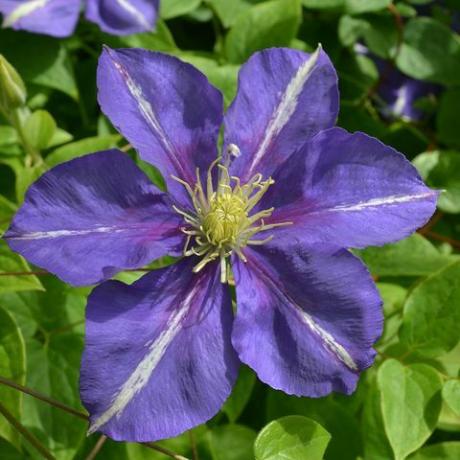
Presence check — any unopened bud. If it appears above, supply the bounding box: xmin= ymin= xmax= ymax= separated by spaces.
xmin=0 ymin=54 xmax=26 ymax=111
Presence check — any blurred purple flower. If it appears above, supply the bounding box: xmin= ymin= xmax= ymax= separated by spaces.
xmin=3 ymin=46 xmax=437 ymax=441
xmin=355 ymin=43 xmax=441 ymax=122
xmin=0 ymin=0 xmax=158 ymax=37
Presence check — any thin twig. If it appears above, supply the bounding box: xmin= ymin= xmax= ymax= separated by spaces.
xmin=0 ymin=376 xmax=190 ymax=460
xmin=0 ymin=401 xmax=55 ymax=460
xmin=85 ymin=435 xmax=107 ymax=460
xmin=418 ymin=211 xmax=444 ymax=235
xmin=144 ymin=442 xmax=190 ymax=460
xmin=423 ymin=230 xmax=460 ymax=250
xmin=189 ymin=430 xmax=199 ymax=460
xmin=0 ymin=375 xmax=88 ymax=421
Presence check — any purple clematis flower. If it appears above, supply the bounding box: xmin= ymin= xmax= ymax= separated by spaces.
xmin=0 ymin=0 xmax=158 ymax=37
xmin=3 ymin=46 xmax=437 ymax=442
xmin=354 ymin=43 xmax=441 ymax=122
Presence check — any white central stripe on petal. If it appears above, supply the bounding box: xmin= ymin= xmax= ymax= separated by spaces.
xmin=88 ymin=284 xmax=198 ymax=434
xmin=253 ymin=259 xmax=359 ymax=372
xmin=108 ymin=55 xmax=184 ymax=176
xmin=115 ymin=0 xmax=151 ymax=29
xmin=295 ymin=307 xmax=358 ymax=371
xmin=6 ymin=226 xmax=129 ymax=240
xmin=324 ymin=192 xmax=435 ymax=213
xmin=247 ymin=45 xmax=322 ymax=174
xmin=3 ymin=0 xmax=49 ymax=27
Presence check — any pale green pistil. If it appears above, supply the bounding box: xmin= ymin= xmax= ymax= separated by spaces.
xmin=172 ymin=154 xmax=291 ymax=283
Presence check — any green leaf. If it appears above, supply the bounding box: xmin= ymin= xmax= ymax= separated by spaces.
xmin=0 ymin=439 xmax=24 ymax=459
xmin=46 ymin=135 xmax=121 ymax=167
xmin=266 ymin=391 xmax=361 ymax=460
xmin=442 ymin=380 xmax=460 ymax=416
xmin=208 ymin=424 xmax=257 ymax=460
xmin=378 ymin=360 xmax=443 ymax=460
xmin=254 ymin=416 xmax=331 ymax=460
xmin=396 ymin=18 xmax=460 ymax=86
xmin=0 ymin=194 xmax=16 ymax=232
xmin=413 ymin=151 xmax=460 ymax=214
xmin=208 ymin=0 xmax=252 ymax=28
xmin=225 ymin=0 xmax=302 ymax=63
xmin=105 ymin=20 xmax=177 ymax=52
xmin=409 ymin=442 xmax=460 ymax=459
xmin=23 ymin=110 xmax=57 ymax=150
xmin=357 ymin=234 xmax=457 ymax=277
xmin=222 ymin=366 xmax=256 ymax=422
xmin=0 ymin=305 xmax=26 ymax=449
xmin=345 ymin=0 xmax=391 ymax=14
xmin=177 ymin=54 xmax=239 ymax=106
xmin=377 ymin=282 xmax=407 ymax=347
xmin=399 ymin=260 xmax=460 ymax=357
xmin=160 ymin=0 xmax=202 ymax=19
xmin=0 ymin=30 xmax=78 ymax=100
xmin=22 ymin=333 xmax=87 ymax=460
xmin=302 ymin=0 xmax=344 ymax=9
xmin=362 ymin=378 xmax=394 ymax=460
xmin=0 ymin=240 xmax=44 ymax=293
xmin=0 ymin=126 xmax=17 ymax=147
xmin=338 ymin=14 xmax=397 ymax=58
xmin=437 ymin=89 xmax=460 ymax=149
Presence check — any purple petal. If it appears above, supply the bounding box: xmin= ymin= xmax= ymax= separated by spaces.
xmin=232 ymin=243 xmax=382 ymax=397
xmin=80 ymin=258 xmax=239 ymax=441
xmin=86 ymin=0 xmax=158 ymax=36
xmin=263 ymin=127 xmax=438 ymax=249
xmin=378 ymin=74 xmax=441 ymax=122
xmin=224 ymin=46 xmax=338 ymax=182
xmin=3 ymin=150 xmax=182 ymax=286
xmin=0 ymin=0 xmax=80 ymax=37
xmin=97 ymin=47 xmax=223 ymax=206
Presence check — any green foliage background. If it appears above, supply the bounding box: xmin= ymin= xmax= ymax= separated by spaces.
xmin=1 ymin=0 xmax=460 ymax=459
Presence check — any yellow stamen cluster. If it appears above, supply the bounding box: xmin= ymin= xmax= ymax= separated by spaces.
xmin=172 ymin=153 xmax=291 ymax=283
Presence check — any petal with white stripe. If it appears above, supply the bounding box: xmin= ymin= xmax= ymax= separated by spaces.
xmin=262 ymin=127 xmax=438 ymax=248
xmin=225 ymin=46 xmax=338 ymax=182
xmin=3 ymin=150 xmax=182 ymax=286
xmin=86 ymin=0 xmax=158 ymax=35
xmin=80 ymin=258 xmax=239 ymax=441
xmin=97 ymin=47 xmax=223 ymax=206
xmin=232 ymin=243 xmax=382 ymax=397
xmin=0 ymin=0 xmax=80 ymax=37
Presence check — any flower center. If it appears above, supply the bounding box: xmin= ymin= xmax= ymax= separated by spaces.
xmin=172 ymin=146 xmax=291 ymax=283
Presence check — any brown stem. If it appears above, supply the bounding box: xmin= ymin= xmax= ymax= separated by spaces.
xmin=189 ymin=430 xmax=199 ymax=460
xmin=85 ymin=435 xmax=107 ymax=460
xmin=0 ymin=401 xmax=55 ymax=460
xmin=0 ymin=375 xmax=89 ymax=421
xmin=423 ymin=230 xmax=460 ymax=250
xmin=144 ymin=442 xmax=190 ymax=460
xmin=0 ymin=376 xmax=190 ymax=460
xmin=418 ymin=211 xmax=444 ymax=235
xmin=387 ymin=2 xmax=404 ymax=58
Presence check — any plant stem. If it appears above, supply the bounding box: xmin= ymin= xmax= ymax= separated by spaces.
xmin=0 ymin=375 xmax=89 ymax=421
xmin=0 ymin=375 xmax=190 ymax=460
xmin=144 ymin=442 xmax=190 ymax=460
xmin=85 ymin=435 xmax=107 ymax=460
xmin=0 ymin=401 xmax=55 ymax=460
xmin=189 ymin=430 xmax=199 ymax=460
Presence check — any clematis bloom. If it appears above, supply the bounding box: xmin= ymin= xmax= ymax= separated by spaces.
xmin=3 ymin=46 xmax=437 ymax=441
xmin=0 ymin=0 xmax=158 ymax=37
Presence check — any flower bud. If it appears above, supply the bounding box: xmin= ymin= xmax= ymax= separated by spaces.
xmin=0 ymin=54 xmax=27 ymax=111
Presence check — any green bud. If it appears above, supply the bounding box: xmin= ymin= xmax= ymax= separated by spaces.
xmin=0 ymin=54 xmax=27 ymax=111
